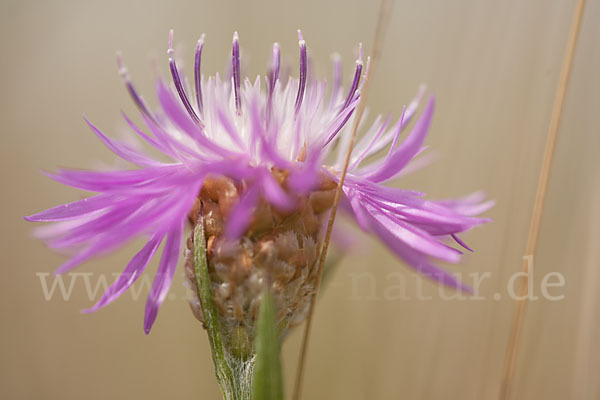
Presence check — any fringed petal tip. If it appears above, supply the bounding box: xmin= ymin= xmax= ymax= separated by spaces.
xmin=451 ymin=233 xmax=474 ymax=252
xmin=80 ymin=306 xmax=97 ymax=315
xmin=480 ymin=199 xmax=496 ymax=214
xmin=144 ymin=294 xmax=165 ymax=334
xmin=23 ymin=215 xmax=37 ymax=222
xmin=415 ymin=265 xmax=473 ymax=294
xmin=144 ymin=306 xmax=157 ymax=335
xmin=455 ymin=280 xmax=473 ymax=294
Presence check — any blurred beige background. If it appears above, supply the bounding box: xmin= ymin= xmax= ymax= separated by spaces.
xmin=1 ymin=0 xmax=598 ymax=399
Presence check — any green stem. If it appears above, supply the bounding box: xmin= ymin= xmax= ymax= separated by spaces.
xmin=193 ymin=217 xmax=255 ymax=399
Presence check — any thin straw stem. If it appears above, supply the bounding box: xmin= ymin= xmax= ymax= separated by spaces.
xmin=498 ymin=0 xmax=586 ymax=399
xmin=291 ymin=1 xmax=393 ymax=399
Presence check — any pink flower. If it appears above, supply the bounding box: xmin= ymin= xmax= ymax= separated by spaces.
xmin=26 ymin=30 xmax=493 ymax=333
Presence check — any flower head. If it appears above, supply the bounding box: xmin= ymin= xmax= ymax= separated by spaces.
xmin=26 ymin=30 xmax=492 ymax=334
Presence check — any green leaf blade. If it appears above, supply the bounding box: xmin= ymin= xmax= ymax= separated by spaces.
xmin=253 ymin=290 xmax=284 ymax=400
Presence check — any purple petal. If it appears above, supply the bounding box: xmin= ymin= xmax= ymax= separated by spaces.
xmin=339 ymin=51 xmax=363 ymax=112
xmin=361 ymin=95 xmax=435 ymax=183
xmin=156 ymin=79 xmax=232 ymax=157
xmin=365 ymin=209 xmax=471 ymax=292
xmin=266 ymin=42 xmax=280 ymax=122
xmin=350 ymin=85 xmax=425 ymax=167
xmin=51 ymin=187 xmax=198 ymax=268
xmin=144 ymin=221 xmax=184 ymax=334
xmin=451 ymin=233 xmax=474 ymax=252
xmin=44 ymin=166 xmax=180 ymax=193
xmin=136 ymin=111 xmax=203 ymax=160
xmin=120 ymin=111 xmax=175 ymax=158
xmin=369 ymin=196 xmax=486 ymax=234
xmin=342 ymin=174 xmax=425 ymax=198
xmin=349 ymin=115 xmax=391 ymax=170
xmin=49 ymin=203 xmax=139 ymax=249
xmin=194 ymin=34 xmax=206 ymax=115
xmin=116 ymin=53 xmax=158 ymax=125
xmin=294 ymin=30 xmax=307 ymax=114
xmin=84 ymin=116 xmax=162 ymax=167
xmin=216 ymin=107 xmax=245 ymax=148
xmin=322 ymin=93 xmax=360 ymax=147
xmin=52 ymin=203 xmax=161 ymax=274
xmin=24 ymin=194 xmax=114 ymax=222
xmin=287 ymin=158 xmax=320 ymax=193
xmin=249 ymin=100 xmax=291 ymax=168
xmin=225 ymin=183 xmax=260 ymax=239
xmin=83 ymin=233 xmax=164 ymax=313
xmin=168 ymin=30 xmax=202 ymax=125
xmin=438 ymin=192 xmax=496 ymax=217
xmin=344 ymin=188 xmax=370 ymax=230
xmin=342 ymin=176 xmax=489 ymax=236
xmin=232 ymin=32 xmax=242 ymax=114
xmin=364 ymin=201 xmax=461 ymax=263
xmin=260 ymin=169 xmax=294 ymax=211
